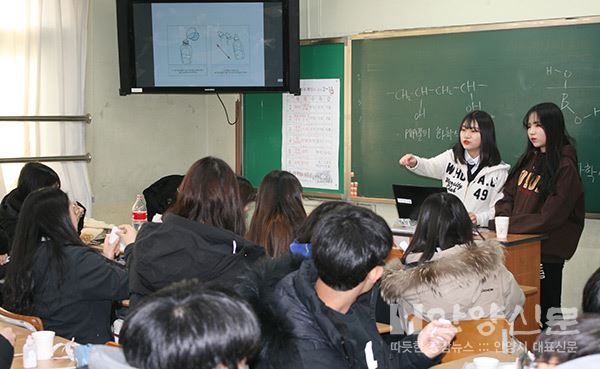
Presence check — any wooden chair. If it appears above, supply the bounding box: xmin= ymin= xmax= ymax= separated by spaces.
xmin=0 ymin=307 xmax=44 ymax=332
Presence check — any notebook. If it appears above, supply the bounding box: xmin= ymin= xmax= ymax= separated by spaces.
xmin=391 ymin=184 xmax=447 ymax=233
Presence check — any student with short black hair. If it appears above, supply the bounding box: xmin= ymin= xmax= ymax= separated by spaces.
xmin=399 ymin=110 xmax=509 ymax=226
xmin=89 ymin=280 xmax=261 ymax=369
xmin=236 ymin=204 xmax=456 ymax=369
xmin=381 ymin=193 xmax=524 ymax=333
xmin=289 ymin=200 xmax=353 ymax=258
xmin=531 ymin=314 xmax=600 ymax=368
xmin=582 ymin=266 xmax=600 ymax=314
xmin=0 ymin=162 xmax=61 ymax=253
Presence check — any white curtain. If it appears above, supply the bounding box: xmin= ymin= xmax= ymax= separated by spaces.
xmin=0 ymin=0 xmax=92 ymax=212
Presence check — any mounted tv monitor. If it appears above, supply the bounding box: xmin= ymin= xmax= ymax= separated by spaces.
xmin=116 ymin=0 xmax=299 ymax=95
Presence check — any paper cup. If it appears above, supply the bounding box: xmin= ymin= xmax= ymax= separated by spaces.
xmin=473 ymin=357 xmax=500 ymax=369
xmin=495 ymin=216 xmax=510 ymax=239
xmin=113 ymin=318 xmax=123 ymax=343
xmin=32 ymin=330 xmax=56 ymax=360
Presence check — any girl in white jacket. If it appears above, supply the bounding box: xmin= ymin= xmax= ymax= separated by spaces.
xmin=399 ymin=110 xmax=509 ymax=226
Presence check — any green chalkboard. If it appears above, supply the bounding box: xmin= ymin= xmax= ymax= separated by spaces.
xmin=243 ymin=41 xmax=345 ymax=193
xmin=351 ymin=21 xmax=600 ymax=212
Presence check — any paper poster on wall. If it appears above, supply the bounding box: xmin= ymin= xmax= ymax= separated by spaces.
xmin=282 ymin=79 xmax=340 ymax=190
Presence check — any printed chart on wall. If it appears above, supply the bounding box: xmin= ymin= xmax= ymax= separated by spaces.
xmin=282 ymin=79 xmax=340 ymax=190
xmin=150 ymin=2 xmax=264 ymax=86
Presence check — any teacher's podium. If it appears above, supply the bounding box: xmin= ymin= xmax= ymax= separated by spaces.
xmin=387 ymin=229 xmax=544 ymax=349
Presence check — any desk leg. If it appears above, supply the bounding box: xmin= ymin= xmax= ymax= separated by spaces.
xmin=504 ymin=241 xmax=541 ymax=350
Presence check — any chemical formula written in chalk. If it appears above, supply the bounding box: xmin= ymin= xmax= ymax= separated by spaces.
xmin=386 ymin=80 xmax=488 ymax=121
xmin=545 ymin=66 xmax=600 ymax=125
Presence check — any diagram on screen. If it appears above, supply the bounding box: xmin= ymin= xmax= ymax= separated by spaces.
xmin=216 ymin=31 xmax=245 ymax=60
xmin=167 ymin=25 xmax=208 ymax=67
xmin=210 ymin=26 xmax=250 ymax=65
xmin=179 ymin=27 xmax=201 ymax=64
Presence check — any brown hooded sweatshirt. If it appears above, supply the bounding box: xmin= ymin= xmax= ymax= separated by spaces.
xmin=494 ymin=145 xmax=584 ymax=263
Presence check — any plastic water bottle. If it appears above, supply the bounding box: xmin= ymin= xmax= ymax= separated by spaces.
xmin=132 ymin=194 xmax=147 ymax=231
xmin=23 ymin=335 xmax=37 ymax=368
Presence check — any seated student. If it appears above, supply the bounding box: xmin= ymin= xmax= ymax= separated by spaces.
xmin=235 ymin=204 xmax=456 ymax=369
xmin=122 ymin=157 xmax=265 ymax=308
xmin=0 ymin=328 xmax=15 ymax=369
xmin=582 ymin=266 xmax=600 ymax=314
xmin=381 ymin=192 xmax=524 ymax=332
xmin=237 ymin=175 xmax=257 ymax=229
xmin=237 ymin=175 xmax=257 ymax=210
xmin=246 ymin=170 xmax=306 ymax=257
xmin=530 ymin=314 xmax=600 ymax=369
xmin=88 ymin=280 xmax=260 ymax=369
xmin=0 ymin=162 xmax=61 ymax=254
xmin=289 ymin=201 xmax=353 ymax=258
xmin=2 ymin=188 xmax=127 ymax=344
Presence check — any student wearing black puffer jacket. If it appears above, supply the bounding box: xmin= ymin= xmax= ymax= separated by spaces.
xmin=117 ymin=157 xmax=265 ymax=309
xmin=233 ymin=205 xmax=456 ymax=369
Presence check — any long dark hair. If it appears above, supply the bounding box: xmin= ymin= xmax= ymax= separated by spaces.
xmin=509 ymin=102 xmax=575 ymax=196
xmin=452 ymin=110 xmax=501 ymax=167
xmin=246 ymin=170 xmax=306 ymax=257
xmin=169 ymin=157 xmax=246 ymax=235
xmin=402 ymin=193 xmax=475 ymax=265
xmin=3 ymin=188 xmax=84 ymax=314
xmin=14 ymin=162 xmax=60 ymax=202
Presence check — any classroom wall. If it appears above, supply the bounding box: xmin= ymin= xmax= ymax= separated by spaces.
xmin=300 ymin=0 xmax=600 ymax=38
xmin=84 ymin=1 xmax=238 ymax=224
xmin=84 ymin=0 xmax=599 ymax=309
xmin=300 ymin=0 xmax=600 ymax=312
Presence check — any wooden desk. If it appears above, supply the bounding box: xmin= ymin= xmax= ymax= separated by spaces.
xmin=389 ymin=229 xmax=544 ymax=349
xmin=376 ymin=322 xmax=392 ymax=334
xmin=431 ymin=352 xmax=517 ymax=368
xmin=0 ymin=322 xmax=76 ymax=369
xmin=479 ymin=230 xmax=544 ymax=350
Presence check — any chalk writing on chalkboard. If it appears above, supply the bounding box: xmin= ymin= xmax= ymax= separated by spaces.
xmin=386 ymin=80 xmax=489 ymax=120
xmin=580 ymin=162 xmax=600 ymax=184
xmin=403 ymin=126 xmax=459 ymax=142
xmin=545 ymin=66 xmax=600 ymax=125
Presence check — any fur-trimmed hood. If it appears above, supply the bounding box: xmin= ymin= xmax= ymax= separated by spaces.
xmin=380 ymin=240 xmax=505 ymax=304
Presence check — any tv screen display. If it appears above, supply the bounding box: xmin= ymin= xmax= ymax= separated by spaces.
xmin=117 ymin=0 xmax=299 ymax=95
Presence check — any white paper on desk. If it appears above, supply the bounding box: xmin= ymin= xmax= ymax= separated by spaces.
xmin=393 ymin=235 xmax=409 ymax=251
xmin=281 ymin=78 xmax=340 ymax=190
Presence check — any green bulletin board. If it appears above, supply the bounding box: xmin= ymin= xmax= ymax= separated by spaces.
xmin=243 ymin=40 xmax=346 ymax=194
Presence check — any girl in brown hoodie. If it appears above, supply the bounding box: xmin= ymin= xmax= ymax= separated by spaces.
xmin=494 ymin=102 xmax=584 ymax=326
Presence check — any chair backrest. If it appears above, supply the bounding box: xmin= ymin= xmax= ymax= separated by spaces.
xmin=0 ymin=307 xmax=44 ymax=332
xmin=407 ymin=316 xmax=512 ymax=363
